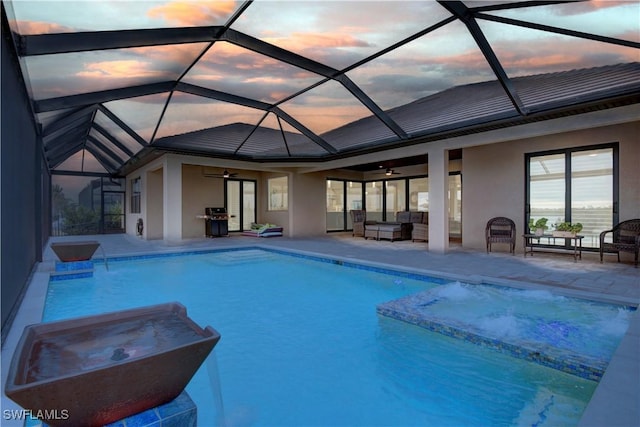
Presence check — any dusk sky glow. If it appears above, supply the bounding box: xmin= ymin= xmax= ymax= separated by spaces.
xmin=5 ymin=0 xmax=640 ymax=178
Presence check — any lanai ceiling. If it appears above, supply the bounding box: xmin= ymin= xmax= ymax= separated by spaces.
xmin=3 ymin=0 xmax=639 ymax=176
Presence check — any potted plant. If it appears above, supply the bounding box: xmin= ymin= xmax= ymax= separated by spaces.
xmin=528 ymin=217 xmax=549 ymax=236
xmin=552 ymin=222 xmax=583 ymax=238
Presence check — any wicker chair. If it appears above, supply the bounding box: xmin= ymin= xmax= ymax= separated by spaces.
xmin=485 ymin=217 xmax=516 ymax=254
xmin=411 ymin=213 xmax=429 ymax=242
xmin=350 ymin=209 xmax=367 ymax=237
xmin=599 ymin=219 xmax=640 ymax=267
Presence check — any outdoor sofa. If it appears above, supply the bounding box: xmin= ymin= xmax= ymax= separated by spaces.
xmin=365 ymin=211 xmax=427 ymax=242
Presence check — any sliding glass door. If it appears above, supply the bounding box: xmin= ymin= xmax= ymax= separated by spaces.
xmin=385 ymin=179 xmax=406 ymax=221
xmin=449 ymin=173 xmax=462 ymax=238
xmin=527 ymin=145 xmax=617 ymax=248
xmin=346 ymin=181 xmax=363 ymax=229
xmin=226 ymin=179 xmax=256 ymax=232
xmin=365 ymin=181 xmax=383 ymax=222
xmin=326 ymin=180 xmax=344 ymax=231
xmin=326 ymin=180 xmax=368 ymax=231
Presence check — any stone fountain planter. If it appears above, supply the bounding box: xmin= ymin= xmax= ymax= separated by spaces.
xmin=50 ymin=241 xmax=101 ymax=262
xmin=4 ymin=302 xmax=220 ymax=426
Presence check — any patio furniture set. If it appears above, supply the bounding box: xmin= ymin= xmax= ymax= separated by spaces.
xmin=350 ymin=210 xmax=428 ymax=242
xmin=486 ymin=216 xmax=640 ymax=267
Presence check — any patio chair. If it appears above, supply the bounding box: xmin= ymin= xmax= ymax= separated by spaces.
xmin=599 ymin=219 xmax=640 ymax=267
xmin=350 ymin=209 xmax=367 ymax=237
xmin=412 ymin=213 xmax=428 ymax=242
xmin=485 ymin=217 xmax=516 ymax=254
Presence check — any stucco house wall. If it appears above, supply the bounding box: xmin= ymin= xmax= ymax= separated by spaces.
xmin=289 ymin=171 xmax=328 ymax=237
xmin=462 ymin=121 xmax=639 ymax=252
xmin=182 ymin=164 xmax=224 ymax=239
xmin=146 ymin=168 xmax=163 ymax=240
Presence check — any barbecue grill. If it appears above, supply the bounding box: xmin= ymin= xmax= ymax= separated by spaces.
xmin=204 ymin=207 xmax=229 ymax=237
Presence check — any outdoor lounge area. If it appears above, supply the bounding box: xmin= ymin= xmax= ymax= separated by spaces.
xmin=2 ymin=1 xmax=639 ymax=426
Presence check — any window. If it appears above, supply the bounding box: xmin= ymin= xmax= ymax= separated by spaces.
xmin=326 ymin=180 xmax=344 ymax=231
xmin=268 ymin=176 xmax=288 ymax=211
xmin=365 ymin=181 xmax=383 ymax=222
xmin=409 ymin=177 xmax=428 ymax=211
xmin=346 ymin=181 xmax=362 ymax=228
xmin=448 ymin=173 xmax=462 ymax=238
xmin=526 ymin=144 xmax=617 ymax=248
xmin=385 ymin=179 xmax=406 ymax=220
xmin=130 ymin=177 xmax=141 ymax=214
xmin=325 ymin=180 xmax=364 ymax=231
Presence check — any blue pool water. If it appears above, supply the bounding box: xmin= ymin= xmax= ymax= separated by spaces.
xmin=42 ymin=249 xmax=627 ymax=426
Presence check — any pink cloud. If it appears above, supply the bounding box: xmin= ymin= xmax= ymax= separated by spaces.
xmin=76 ymin=60 xmax=166 ymax=79
xmin=266 ymin=32 xmax=371 ymax=53
xmin=11 ymin=20 xmax=73 ymax=35
xmin=147 ymin=1 xmax=236 ymax=26
xmin=552 ymin=0 xmax=633 ymax=16
xmin=130 ymin=43 xmax=210 ymax=66
xmin=490 ymin=36 xmax=639 ymax=75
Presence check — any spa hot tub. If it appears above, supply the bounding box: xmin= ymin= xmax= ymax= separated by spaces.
xmin=5 ymin=302 xmax=221 ymax=426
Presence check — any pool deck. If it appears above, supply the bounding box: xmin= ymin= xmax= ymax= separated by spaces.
xmin=2 ymin=233 xmax=638 ymax=426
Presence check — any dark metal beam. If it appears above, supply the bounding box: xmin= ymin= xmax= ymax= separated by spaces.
xmin=233 ymin=111 xmax=269 ymax=155
xmin=35 ymin=81 xmax=175 ymax=113
xmin=18 ymin=26 xmax=225 ymax=56
xmin=42 ymin=104 xmax=98 ymax=137
xmin=173 ymin=82 xmax=336 ymax=154
xmin=277 ymin=116 xmax=292 ymax=157
xmin=225 ymin=1 xmax=253 ymax=28
xmin=270 ymin=106 xmax=337 ymax=154
xmin=439 ymin=0 xmax=528 ymax=115
xmin=97 ymin=105 xmax=149 ymax=148
xmin=470 ymin=1 xmax=581 ymax=13
xmin=342 ymin=16 xmax=457 ymax=75
xmin=51 ymin=170 xmax=114 ymax=178
xmin=92 ymin=123 xmax=135 ymax=157
xmin=175 ymin=82 xmax=272 ymax=110
xmin=48 ymin=143 xmax=84 ymax=169
xmin=42 ymin=116 xmax=93 ymax=145
xmin=45 ymin=126 xmax=92 ymax=157
xmin=477 ymin=12 xmax=640 ymax=49
xmin=335 ymin=75 xmax=408 ymax=139
xmin=87 ymin=135 xmax=126 ymax=166
xmin=222 ymin=28 xmax=338 ymax=78
xmin=221 ymin=30 xmax=408 ymax=140
xmin=85 ymin=144 xmax=118 ymax=174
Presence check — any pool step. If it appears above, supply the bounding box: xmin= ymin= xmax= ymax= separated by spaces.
xmin=209 ymin=249 xmax=277 ymax=265
xmin=50 ymin=260 xmax=94 ymax=280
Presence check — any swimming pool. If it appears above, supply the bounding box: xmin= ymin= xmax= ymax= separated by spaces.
xmin=42 ymin=248 xmax=628 ymax=426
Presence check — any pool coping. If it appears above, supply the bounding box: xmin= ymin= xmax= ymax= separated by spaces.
xmin=2 ymin=243 xmax=638 ymax=427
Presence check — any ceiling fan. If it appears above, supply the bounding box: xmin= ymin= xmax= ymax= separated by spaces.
xmin=375 ymin=167 xmax=401 ymax=176
xmin=202 ymin=167 xmax=238 ymax=179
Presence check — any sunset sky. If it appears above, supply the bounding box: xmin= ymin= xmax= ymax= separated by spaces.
xmin=6 ymin=0 xmax=640 ymax=181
